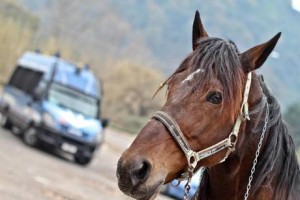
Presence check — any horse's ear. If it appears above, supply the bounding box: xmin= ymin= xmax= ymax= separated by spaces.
xmin=192 ymin=10 xmax=208 ymax=51
xmin=240 ymin=32 xmax=281 ymax=72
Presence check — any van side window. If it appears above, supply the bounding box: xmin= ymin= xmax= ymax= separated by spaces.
xmin=9 ymin=66 xmax=44 ymax=94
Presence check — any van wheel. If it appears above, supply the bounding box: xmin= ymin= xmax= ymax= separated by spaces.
xmin=23 ymin=127 xmax=39 ymax=147
xmin=0 ymin=112 xmax=11 ymax=129
xmin=74 ymin=154 xmax=92 ymax=166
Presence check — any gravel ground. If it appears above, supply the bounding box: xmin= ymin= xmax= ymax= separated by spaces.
xmin=0 ymin=128 xmax=173 ymax=200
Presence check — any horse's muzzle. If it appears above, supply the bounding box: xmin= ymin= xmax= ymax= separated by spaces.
xmin=116 ymin=156 xmax=152 ymax=196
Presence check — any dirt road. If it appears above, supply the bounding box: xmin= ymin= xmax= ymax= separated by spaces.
xmin=0 ymin=128 xmax=173 ymax=200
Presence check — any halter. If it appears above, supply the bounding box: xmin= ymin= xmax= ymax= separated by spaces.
xmin=153 ymin=73 xmax=252 ymax=173
xmin=152 ymin=72 xmax=253 ymax=198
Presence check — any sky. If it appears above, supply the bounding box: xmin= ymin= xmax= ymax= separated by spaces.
xmin=292 ymin=0 xmax=300 ymax=11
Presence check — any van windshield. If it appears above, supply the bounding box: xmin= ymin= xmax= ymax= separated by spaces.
xmin=48 ymin=83 xmax=99 ymax=119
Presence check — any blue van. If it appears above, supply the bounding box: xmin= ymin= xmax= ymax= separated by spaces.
xmin=0 ymin=51 xmax=108 ymax=165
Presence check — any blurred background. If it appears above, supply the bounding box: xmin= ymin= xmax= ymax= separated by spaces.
xmin=0 ymin=0 xmax=299 ymax=200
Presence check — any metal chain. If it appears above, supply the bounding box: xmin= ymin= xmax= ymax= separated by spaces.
xmin=183 ymin=166 xmax=206 ymax=200
xmin=183 ymin=166 xmax=194 ymax=200
xmin=184 ymin=181 xmax=191 ymax=200
xmin=244 ymin=103 xmax=269 ymax=200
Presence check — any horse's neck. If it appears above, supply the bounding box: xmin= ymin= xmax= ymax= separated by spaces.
xmin=204 ymin=137 xmax=269 ymax=200
xmin=196 ymin=142 xmax=273 ymax=200
xmin=203 ymin=147 xmax=273 ymax=200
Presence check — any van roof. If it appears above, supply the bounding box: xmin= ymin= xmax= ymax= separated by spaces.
xmin=17 ymin=51 xmax=101 ymax=99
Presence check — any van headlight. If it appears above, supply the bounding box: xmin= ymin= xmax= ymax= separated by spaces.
xmin=43 ymin=113 xmax=56 ymax=128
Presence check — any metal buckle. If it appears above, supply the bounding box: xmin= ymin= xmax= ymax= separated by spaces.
xmin=187 ymin=151 xmax=198 ymax=169
xmin=228 ymin=132 xmax=238 ymax=148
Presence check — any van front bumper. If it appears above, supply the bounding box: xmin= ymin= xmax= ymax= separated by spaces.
xmin=35 ymin=125 xmax=98 ymax=158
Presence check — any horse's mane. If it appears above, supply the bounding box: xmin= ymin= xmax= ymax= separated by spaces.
xmin=252 ymin=79 xmax=300 ymax=199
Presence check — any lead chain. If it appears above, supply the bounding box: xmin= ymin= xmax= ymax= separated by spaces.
xmin=244 ymin=103 xmax=269 ymax=200
xmin=184 ymin=181 xmax=191 ymax=200
xmin=183 ymin=166 xmax=194 ymax=200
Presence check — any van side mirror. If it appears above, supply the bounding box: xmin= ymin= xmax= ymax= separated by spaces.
xmin=101 ymin=118 xmax=109 ymax=128
xmin=32 ymin=81 xmax=46 ymax=101
xmin=32 ymin=88 xmax=44 ymax=101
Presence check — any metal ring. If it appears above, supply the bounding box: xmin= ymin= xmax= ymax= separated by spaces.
xmin=229 ymin=133 xmax=237 ymax=145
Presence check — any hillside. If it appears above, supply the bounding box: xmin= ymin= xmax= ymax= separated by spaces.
xmin=0 ymin=0 xmax=37 ymax=78
xmin=17 ymin=0 xmax=300 ymax=109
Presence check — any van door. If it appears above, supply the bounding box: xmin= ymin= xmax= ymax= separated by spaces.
xmin=4 ymin=66 xmax=44 ymax=129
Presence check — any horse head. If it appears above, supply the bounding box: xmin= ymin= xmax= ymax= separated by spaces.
xmin=117 ymin=11 xmax=281 ymax=200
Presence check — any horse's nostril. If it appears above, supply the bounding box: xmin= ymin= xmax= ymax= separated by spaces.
xmin=131 ymin=160 xmax=151 ymax=186
xmin=133 ymin=161 xmax=149 ymax=180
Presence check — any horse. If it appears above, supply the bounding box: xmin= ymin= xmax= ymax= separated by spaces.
xmin=116 ymin=11 xmax=300 ymax=200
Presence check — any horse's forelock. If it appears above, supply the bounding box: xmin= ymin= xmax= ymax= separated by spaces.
xmin=160 ymin=37 xmax=245 ymax=117
xmin=189 ymin=37 xmax=245 ymax=114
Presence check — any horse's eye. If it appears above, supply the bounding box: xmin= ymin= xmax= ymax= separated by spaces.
xmin=206 ymin=92 xmax=222 ymax=104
